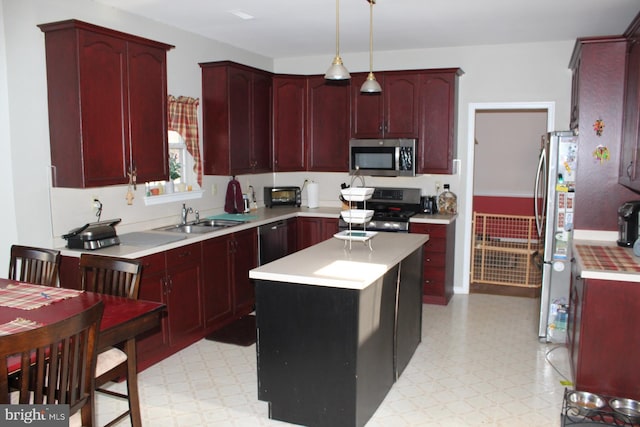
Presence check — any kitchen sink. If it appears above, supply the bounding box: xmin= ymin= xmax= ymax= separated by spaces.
xmin=154 ymin=219 xmax=244 ymax=234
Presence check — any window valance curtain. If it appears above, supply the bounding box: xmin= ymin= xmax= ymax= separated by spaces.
xmin=167 ymin=95 xmax=202 ymax=186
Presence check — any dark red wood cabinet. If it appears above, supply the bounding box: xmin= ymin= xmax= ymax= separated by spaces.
xmin=200 ymin=61 xmax=272 ymax=175
xmin=306 ymin=75 xmax=350 ymax=171
xmin=38 ymin=20 xmax=172 ymax=188
xmin=201 ymin=228 xmax=258 ymax=329
xmin=409 ymin=222 xmax=455 ymax=305
xmin=417 ymin=70 xmax=462 ymax=175
xmin=620 ymin=15 xmax=640 ymax=191
xmin=136 ymin=243 xmax=203 ymax=370
xmin=569 ymin=270 xmax=640 ymax=401
xmin=297 ymin=217 xmax=339 ymax=250
xmin=350 ymin=71 xmax=420 ymax=139
xmin=273 ymin=75 xmax=307 ymax=171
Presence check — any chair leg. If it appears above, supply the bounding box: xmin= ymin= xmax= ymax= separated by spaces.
xmin=124 ymin=338 xmax=142 ymax=427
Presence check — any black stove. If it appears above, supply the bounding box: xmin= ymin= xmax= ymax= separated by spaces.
xmin=339 ymin=187 xmax=421 ymax=232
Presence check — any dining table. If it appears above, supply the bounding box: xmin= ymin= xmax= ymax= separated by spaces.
xmin=0 ymin=278 xmax=165 ymax=427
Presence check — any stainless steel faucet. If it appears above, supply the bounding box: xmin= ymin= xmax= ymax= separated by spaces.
xmin=181 ymin=203 xmax=193 ymax=225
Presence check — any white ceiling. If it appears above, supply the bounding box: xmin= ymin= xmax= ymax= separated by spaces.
xmin=93 ymin=0 xmax=640 ymax=59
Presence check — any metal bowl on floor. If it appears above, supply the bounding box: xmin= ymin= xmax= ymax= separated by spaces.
xmin=610 ymin=398 xmax=640 ymax=423
xmin=566 ymin=391 xmax=606 ymax=416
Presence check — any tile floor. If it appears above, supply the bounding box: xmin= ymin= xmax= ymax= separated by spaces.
xmin=96 ymin=293 xmax=571 ymax=426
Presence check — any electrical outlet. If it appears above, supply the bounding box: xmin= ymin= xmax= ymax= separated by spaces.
xmin=435 ymin=181 xmax=442 ymax=195
xmin=212 ymin=183 xmax=217 ymax=196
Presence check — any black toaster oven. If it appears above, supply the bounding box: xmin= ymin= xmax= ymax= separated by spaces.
xmin=264 ymin=186 xmax=301 ymax=208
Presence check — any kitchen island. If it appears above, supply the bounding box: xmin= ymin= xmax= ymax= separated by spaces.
xmin=249 ymin=232 xmax=428 ymax=427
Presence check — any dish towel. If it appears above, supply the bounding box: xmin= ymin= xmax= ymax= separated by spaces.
xmin=224 ymin=178 xmax=244 ymax=214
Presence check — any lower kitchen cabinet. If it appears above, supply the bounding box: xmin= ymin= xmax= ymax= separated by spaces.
xmin=296 ymin=217 xmax=339 ymax=250
xmin=569 ymin=270 xmax=640 ymax=401
xmin=136 ymin=243 xmax=203 ymax=370
xmin=202 ymin=228 xmax=259 ymax=332
xmin=409 ymin=221 xmax=455 ymax=305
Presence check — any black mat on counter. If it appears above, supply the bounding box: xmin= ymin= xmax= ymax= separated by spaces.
xmin=205 ymin=315 xmax=256 ymax=346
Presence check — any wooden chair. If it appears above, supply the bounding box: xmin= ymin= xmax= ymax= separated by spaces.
xmin=0 ymin=301 xmax=104 ymax=427
xmin=8 ymin=245 xmax=61 ymax=287
xmin=79 ymin=253 xmax=143 ymax=427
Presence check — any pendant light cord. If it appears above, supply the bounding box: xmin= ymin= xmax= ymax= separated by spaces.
xmin=368 ymin=0 xmax=375 ymax=73
xmin=335 ymin=0 xmax=341 ymax=57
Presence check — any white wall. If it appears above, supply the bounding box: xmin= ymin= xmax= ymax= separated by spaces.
xmin=0 ymin=0 xmax=576 ymax=294
xmin=0 ymin=1 xmax=17 ymax=267
xmin=474 ymin=110 xmax=549 ymax=197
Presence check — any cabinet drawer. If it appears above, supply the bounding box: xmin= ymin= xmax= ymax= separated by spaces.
xmin=410 ymin=223 xmax=447 ymax=237
xmin=166 ymin=243 xmax=201 ymax=269
xmin=423 ymin=280 xmax=445 ymax=297
xmin=423 ymin=267 xmax=446 ymax=283
xmin=423 ymin=252 xmax=446 ymax=267
xmin=424 ymin=237 xmax=446 ymax=253
xmin=139 ymin=252 xmax=165 ymax=276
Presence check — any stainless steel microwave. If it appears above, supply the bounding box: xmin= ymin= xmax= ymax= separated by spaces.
xmin=349 ymin=138 xmax=416 ymax=177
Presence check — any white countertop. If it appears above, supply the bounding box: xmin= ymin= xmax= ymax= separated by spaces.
xmin=249 ymin=232 xmax=428 ymax=290
xmin=58 ymin=207 xmax=453 ymax=259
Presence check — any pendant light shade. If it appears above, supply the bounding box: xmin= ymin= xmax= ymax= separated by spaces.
xmin=325 ymin=0 xmax=350 ymax=80
xmin=361 ymin=0 xmax=381 ymax=93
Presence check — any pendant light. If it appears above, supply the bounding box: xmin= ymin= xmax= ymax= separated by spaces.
xmin=361 ymin=0 xmax=382 ymax=93
xmin=325 ymin=0 xmax=351 ymax=80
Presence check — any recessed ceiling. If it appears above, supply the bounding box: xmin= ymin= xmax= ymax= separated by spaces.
xmin=93 ymin=0 xmax=639 ymax=58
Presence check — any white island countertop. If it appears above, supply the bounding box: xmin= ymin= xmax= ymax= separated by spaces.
xmin=249 ymin=232 xmax=428 ymax=290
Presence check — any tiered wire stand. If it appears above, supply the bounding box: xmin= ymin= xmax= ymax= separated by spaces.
xmin=562 ymin=389 xmax=640 ymax=427
xmin=334 ymin=187 xmax=376 ymax=251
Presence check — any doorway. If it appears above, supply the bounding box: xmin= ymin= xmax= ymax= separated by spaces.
xmin=461 ymin=102 xmax=555 ymax=296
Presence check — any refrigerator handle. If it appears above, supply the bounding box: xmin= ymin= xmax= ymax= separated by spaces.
xmin=534 ymin=148 xmax=546 ymax=237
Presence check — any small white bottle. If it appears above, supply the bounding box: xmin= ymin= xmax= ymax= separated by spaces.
xmin=437 ymin=184 xmax=457 ymax=214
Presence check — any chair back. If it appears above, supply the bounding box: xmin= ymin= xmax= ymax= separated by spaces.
xmin=79 ymin=254 xmax=142 ymax=300
xmin=8 ymin=245 xmax=61 ymax=287
xmin=0 ymin=301 xmax=104 ymax=426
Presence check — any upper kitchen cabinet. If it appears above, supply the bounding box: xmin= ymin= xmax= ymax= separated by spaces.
xmin=620 ymin=14 xmax=640 ymax=191
xmin=273 ymin=75 xmax=307 ymax=172
xmin=38 ymin=20 xmax=173 ymax=188
xmin=306 ymin=75 xmax=350 ymax=172
xmin=417 ymin=69 xmax=463 ymax=175
xmin=350 ymin=71 xmax=420 ymax=139
xmin=200 ymin=61 xmax=272 ymax=175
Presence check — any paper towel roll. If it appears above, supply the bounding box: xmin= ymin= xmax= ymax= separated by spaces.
xmin=307 ymin=182 xmax=319 ymax=208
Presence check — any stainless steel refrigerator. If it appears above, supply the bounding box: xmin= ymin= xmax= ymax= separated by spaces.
xmin=534 ymin=131 xmax=578 ymax=343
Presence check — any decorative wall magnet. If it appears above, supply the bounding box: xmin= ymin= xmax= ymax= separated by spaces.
xmin=592 ymin=144 xmax=609 ymax=164
xmin=593 ymin=119 xmax=605 ymax=136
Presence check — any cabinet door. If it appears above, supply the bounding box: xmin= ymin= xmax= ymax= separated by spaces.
xmin=128 ymin=42 xmax=169 ymax=183
xmin=297 ymin=217 xmax=324 ymax=250
xmin=251 ymin=71 xmax=273 ymax=173
xmin=383 ymin=72 xmax=420 ymax=138
xmin=136 ymin=252 xmax=168 ymax=364
xmin=297 ymin=217 xmax=338 ymax=249
xmin=619 ymin=36 xmax=640 ymax=189
xmin=232 ymin=228 xmax=258 ymax=316
xmin=350 ymin=72 xmax=385 ymax=138
xmin=202 ymin=236 xmax=233 ymax=330
xmin=78 ymin=30 xmax=130 ymax=187
xmin=165 ymin=244 xmax=203 ymax=346
xmin=273 ymin=75 xmax=306 ymax=171
xmin=417 ymin=71 xmax=458 ymax=174
xmin=228 ymin=67 xmax=254 ymax=174
xmin=306 ymin=75 xmax=350 ymax=171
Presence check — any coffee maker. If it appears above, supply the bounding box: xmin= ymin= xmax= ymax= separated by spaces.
xmin=617 ymin=201 xmax=640 ymax=247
